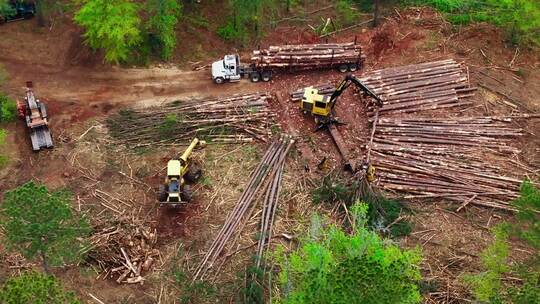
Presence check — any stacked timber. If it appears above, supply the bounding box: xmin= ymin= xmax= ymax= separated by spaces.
xmin=359 ymin=59 xmax=476 ymax=115
xmin=290 ymin=59 xmax=474 ymax=111
xmin=290 ymin=83 xmax=336 ymax=101
xmin=107 ymin=93 xmax=275 ymax=147
xmin=193 ymin=136 xmax=294 ymax=282
xmin=371 ymin=115 xmax=535 ymax=211
xmin=252 ymin=42 xmax=364 ymax=68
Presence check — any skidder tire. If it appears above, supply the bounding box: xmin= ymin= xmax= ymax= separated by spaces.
xmin=338 ymin=64 xmax=348 ymax=73
xmin=348 ymin=63 xmax=358 ymax=72
xmin=158 ymin=184 xmax=168 ymax=202
xmin=250 ymin=72 xmax=261 ymax=82
xmin=261 ymin=71 xmax=272 ymax=82
xmin=185 ymin=166 xmax=202 ymax=183
xmin=181 ymin=185 xmax=193 ymax=202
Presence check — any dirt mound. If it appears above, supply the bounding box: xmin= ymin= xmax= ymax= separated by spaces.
xmin=372 ymin=25 xmax=396 ymax=58
xmin=65 ymin=31 xmax=103 ymax=67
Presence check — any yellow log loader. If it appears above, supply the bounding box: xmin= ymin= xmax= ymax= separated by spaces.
xmin=300 ymin=74 xmax=383 ymax=175
xmin=158 ymin=138 xmax=206 ymax=207
xmin=301 ymin=74 xmax=383 ymax=126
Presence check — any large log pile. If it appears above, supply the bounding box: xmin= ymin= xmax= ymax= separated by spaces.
xmin=252 ymin=42 xmax=364 ymax=68
xmin=290 ymin=59 xmax=475 ymax=113
xmin=289 ymin=59 xmax=537 ymax=211
xmin=193 ymin=136 xmax=294 ymax=281
xmin=371 ymin=115 xmax=537 ymax=211
xmin=359 ymin=59 xmax=475 ymax=116
xmin=106 ymin=93 xmax=275 ymax=147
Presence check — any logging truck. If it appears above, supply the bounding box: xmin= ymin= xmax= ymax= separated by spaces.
xmin=17 ymin=82 xmax=53 ymax=151
xmin=211 ymin=41 xmax=364 ymax=84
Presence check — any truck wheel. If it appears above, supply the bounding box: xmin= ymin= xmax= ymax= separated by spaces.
xmin=338 ymin=64 xmax=348 ymax=73
xmin=261 ymin=71 xmax=272 ymax=82
xmin=214 ymin=77 xmax=225 ymax=84
xmin=250 ymin=72 xmax=261 ymax=82
xmin=185 ymin=166 xmax=202 ymax=183
xmin=348 ymin=63 xmax=358 ymax=72
xmin=181 ymin=185 xmax=193 ymax=202
xmin=158 ymin=184 xmax=168 ymax=202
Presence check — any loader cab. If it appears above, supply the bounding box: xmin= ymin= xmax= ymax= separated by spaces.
xmin=211 ymin=54 xmax=241 ymax=83
xmin=301 ymin=87 xmax=332 ymax=117
xmin=167 ymin=179 xmax=181 ymax=202
xmin=166 ymin=160 xmax=183 ymax=203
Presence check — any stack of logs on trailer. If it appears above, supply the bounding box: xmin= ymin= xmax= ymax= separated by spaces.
xmin=251 ymin=41 xmax=365 ymax=72
xmin=17 ymin=82 xmax=54 ymax=151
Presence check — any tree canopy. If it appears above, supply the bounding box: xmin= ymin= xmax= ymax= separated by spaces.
xmin=1 ymin=181 xmax=91 ymax=273
xmin=416 ymin=0 xmax=540 ymax=46
xmin=0 ymin=0 xmax=15 ymax=18
xmin=73 ymin=0 xmax=142 ymax=63
xmin=146 ymin=0 xmax=182 ymax=61
xmin=511 ymin=179 xmax=540 ymax=249
xmin=275 ymin=203 xmax=422 ymax=304
xmin=0 ymin=271 xmax=81 ymax=304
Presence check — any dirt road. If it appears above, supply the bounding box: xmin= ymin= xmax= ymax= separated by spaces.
xmin=3 ymin=60 xmax=262 ymax=105
xmin=0 ymin=20 xmax=263 ymax=117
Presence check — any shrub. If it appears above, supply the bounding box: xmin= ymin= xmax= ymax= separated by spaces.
xmin=168 ymin=255 xmax=216 ymax=304
xmin=509 ymin=279 xmax=540 ymax=304
xmin=158 ymin=113 xmax=179 ymax=138
xmin=217 ymin=22 xmax=243 ymax=41
xmin=0 ymin=93 xmax=17 ymax=123
xmin=146 ymin=0 xmax=182 ymax=61
xmin=0 ymin=271 xmax=81 ymax=304
xmin=217 ymin=0 xmax=278 ymax=44
xmin=463 ymin=226 xmax=509 ymax=303
xmin=409 ymin=0 xmax=540 ymax=46
xmin=0 ymin=0 xmax=15 ymax=18
xmin=275 ymin=203 xmax=422 ymax=304
xmin=0 ymin=63 xmax=8 ymax=85
xmin=352 ymin=0 xmax=374 ymax=12
xmin=311 ymin=174 xmax=355 ymax=205
xmin=0 ymin=128 xmax=5 ymax=145
xmin=367 ymin=197 xmax=412 ymax=237
xmin=0 ymin=128 xmax=7 ymax=168
xmin=463 ymin=181 xmax=540 ymax=303
xmin=511 ymin=179 xmax=540 ymax=249
xmin=336 ymin=0 xmax=359 ymax=27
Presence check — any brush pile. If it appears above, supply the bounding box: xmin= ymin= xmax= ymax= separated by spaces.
xmin=371 ymin=115 xmax=537 ymax=211
xmin=84 ymin=214 xmax=159 ymax=284
xmin=106 ymin=93 xmax=275 ymax=147
xmin=80 ymin=188 xmax=160 ymax=284
xmin=252 ymin=42 xmax=364 ymax=69
xmin=193 ymin=136 xmax=294 ymax=281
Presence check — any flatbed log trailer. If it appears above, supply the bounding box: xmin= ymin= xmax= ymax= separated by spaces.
xmin=211 ymin=39 xmax=365 ymax=84
xmin=17 ymin=82 xmax=53 ymax=151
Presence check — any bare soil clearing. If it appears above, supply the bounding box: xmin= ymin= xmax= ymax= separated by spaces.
xmin=0 ymin=6 xmax=539 ymax=304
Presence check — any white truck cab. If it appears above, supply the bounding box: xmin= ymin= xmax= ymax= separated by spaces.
xmin=211 ymin=54 xmax=242 ymax=84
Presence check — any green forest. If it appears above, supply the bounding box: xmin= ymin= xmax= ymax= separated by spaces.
xmin=0 ymin=1 xmax=538 ymax=303
xmin=1 ymin=0 xmax=536 ymax=63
